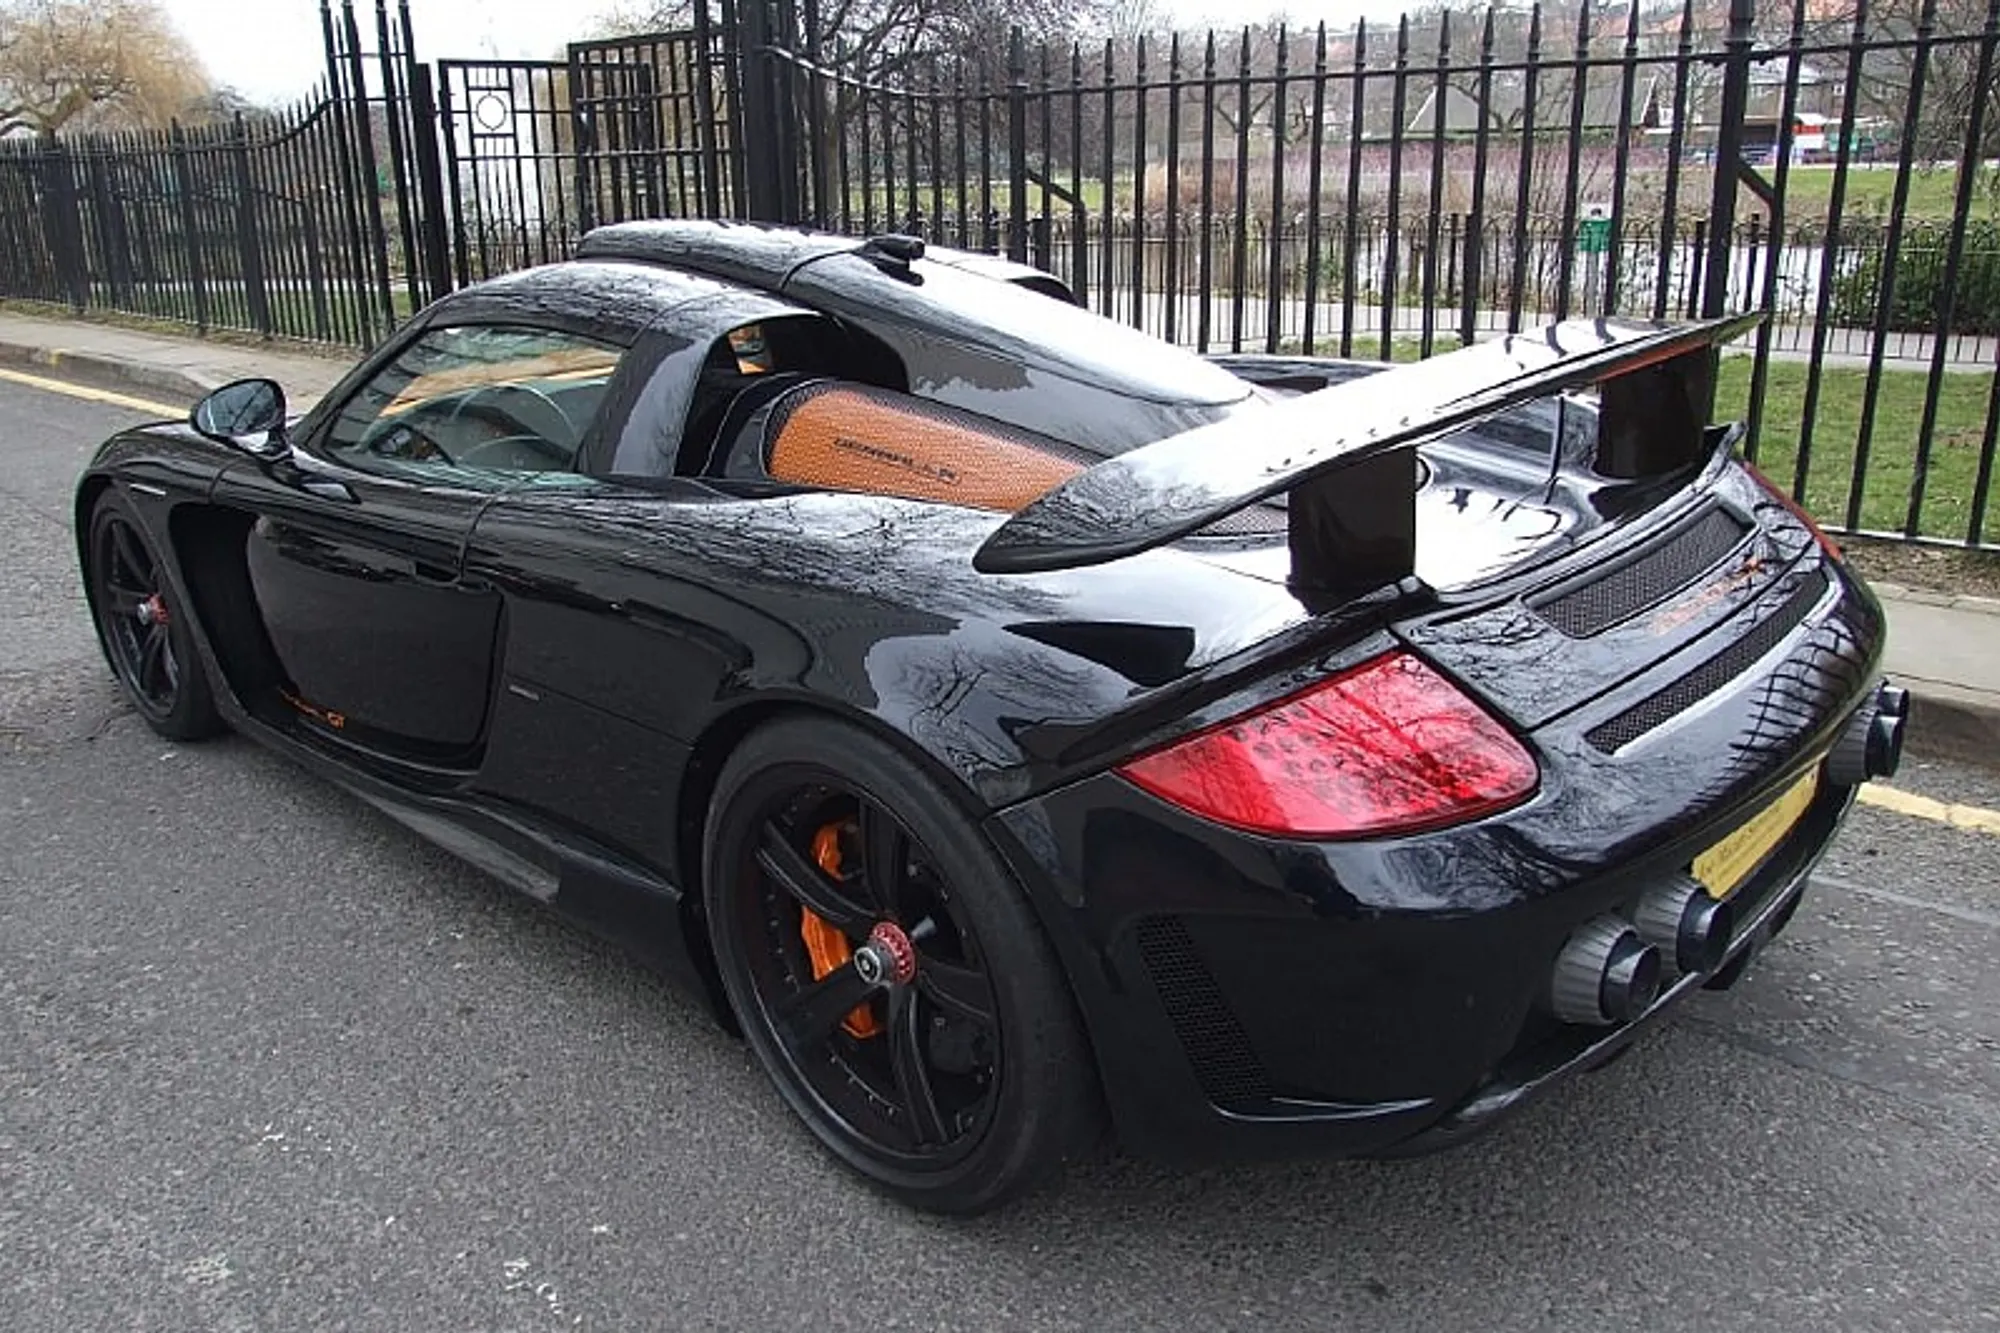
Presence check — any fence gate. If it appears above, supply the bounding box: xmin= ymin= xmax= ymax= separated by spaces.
xmin=436 ymin=7 xmax=741 ymax=282
xmin=436 ymin=59 xmax=575 ymax=284
xmin=570 ymin=16 xmax=742 ymax=228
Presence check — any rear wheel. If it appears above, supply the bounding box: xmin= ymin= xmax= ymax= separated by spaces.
xmin=703 ymin=716 xmax=1098 ymax=1213
xmin=86 ymin=493 xmax=222 ymax=742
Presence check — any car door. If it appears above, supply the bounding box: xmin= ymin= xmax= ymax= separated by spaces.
xmin=218 ymin=322 xmax=628 ymax=766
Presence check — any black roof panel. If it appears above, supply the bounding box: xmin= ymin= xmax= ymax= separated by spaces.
xmin=438 ymin=258 xmax=744 ymax=343
xmin=575 ymin=219 xmax=1076 ymax=298
xmin=576 ymin=220 xmax=857 ymax=289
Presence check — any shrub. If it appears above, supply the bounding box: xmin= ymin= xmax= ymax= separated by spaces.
xmin=1831 ymin=220 xmax=2000 ymax=335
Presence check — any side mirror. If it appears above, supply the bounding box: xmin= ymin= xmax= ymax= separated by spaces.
xmin=191 ymin=378 xmax=288 ymax=456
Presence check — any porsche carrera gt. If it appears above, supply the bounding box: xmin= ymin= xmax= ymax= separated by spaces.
xmin=75 ymin=220 xmax=1906 ymax=1213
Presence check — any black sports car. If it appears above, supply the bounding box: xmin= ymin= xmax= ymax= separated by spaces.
xmin=75 ymin=220 xmax=1906 ymax=1213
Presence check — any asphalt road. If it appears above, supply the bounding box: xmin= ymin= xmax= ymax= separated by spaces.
xmin=3 ymin=375 xmax=1997 ymax=1333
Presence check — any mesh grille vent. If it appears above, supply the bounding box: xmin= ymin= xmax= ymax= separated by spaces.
xmin=1198 ymin=503 xmax=1287 ymax=535
xmin=1587 ymin=571 xmax=1830 ymax=753
xmin=1536 ymin=507 xmax=1748 ymax=637
xmin=1134 ymin=916 xmax=1274 ymax=1108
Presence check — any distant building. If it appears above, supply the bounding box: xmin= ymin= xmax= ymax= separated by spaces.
xmin=1749 ymin=57 xmax=1842 ymax=118
xmin=1403 ymin=73 xmax=1669 ymax=138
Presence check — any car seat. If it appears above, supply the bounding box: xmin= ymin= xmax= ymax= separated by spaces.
xmin=720 ymin=379 xmax=1088 ymax=513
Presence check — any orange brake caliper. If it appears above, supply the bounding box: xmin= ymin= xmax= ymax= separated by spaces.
xmin=798 ymin=822 xmax=883 ymax=1038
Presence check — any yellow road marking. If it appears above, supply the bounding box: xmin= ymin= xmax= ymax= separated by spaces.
xmin=1859 ymin=783 xmax=2000 ymax=837
xmin=0 ymin=364 xmax=182 ymax=418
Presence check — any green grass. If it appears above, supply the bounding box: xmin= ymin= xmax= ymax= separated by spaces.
xmin=259 ymin=286 xmax=416 ymax=341
xmin=1715 ymin=355 xmax=1999 ymax=542
xmin=0 ymin=297 xmax=361 ymax=356
xmin=1336 ymin=345 xmax=2000 ymax=544
xmin=1 ymin=284 xmax=412 ymax=353
xmin=836 ymin=161 xmax=1995 ymax=229
xmin=1263 ymin=338 xmax=1998 ymax=543
xmin=1775 ymin=163 xmax=1997 ymax=223
xmin=831 ymin=177 xmax=1115 ymax=227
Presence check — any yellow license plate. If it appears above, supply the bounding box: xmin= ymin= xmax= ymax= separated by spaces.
xmin=1692 ymin=768 xmax=1821 ymax=900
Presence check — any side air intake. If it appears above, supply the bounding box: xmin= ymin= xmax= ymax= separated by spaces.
xmin=1133 ymin=917 xmax=1274 ymax=1109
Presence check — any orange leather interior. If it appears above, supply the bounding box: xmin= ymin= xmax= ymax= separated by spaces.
xmin=765 ymin=386 xmax=1080 ymax=513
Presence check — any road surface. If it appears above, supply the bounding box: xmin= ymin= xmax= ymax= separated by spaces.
xmin=2 ymin=372 xmax=1995 ymax=1332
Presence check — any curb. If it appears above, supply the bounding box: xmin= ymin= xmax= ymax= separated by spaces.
xmin=0 ymin=338 xmax=219 ymax=403
xmin=1877 ymin=592 xmax=2000 ymax=768
xmin=1903 ymin=683 xmax=2000 ymax=768
xmin=1871 ymin=582 xmax=2000 ymax=619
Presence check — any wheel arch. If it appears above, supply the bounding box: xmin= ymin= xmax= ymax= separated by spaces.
xmin=73 ymin=472 xmax=114 ymax=547
xmin=672 ymin=696 xmax=810 ymax=1032
xmin=75 ymin=477 xmax=276 ymax=712
xmin=73 ymin=473 xmax=116 ymax=646
xmin=673 ymin=694 xmax=983 ymax=1032
xmin=670 ymin=692 xmax=1082 ymax=1041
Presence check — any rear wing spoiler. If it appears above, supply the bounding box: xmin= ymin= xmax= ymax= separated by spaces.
xmin=972 ymin=312 xmax=1765 ymax=586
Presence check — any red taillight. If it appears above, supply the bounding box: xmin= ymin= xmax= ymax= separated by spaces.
xmin=1117 ymin=652 xmax=1539 ymax=839
xmin=1745 ymin=464 xmax=1843 ymax=560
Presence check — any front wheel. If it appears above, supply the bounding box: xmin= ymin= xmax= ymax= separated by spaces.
xmin=703 ymin=716 xmax=1099 ymax=1214
xmin=86 ymin=492 xmax=223 ymax=742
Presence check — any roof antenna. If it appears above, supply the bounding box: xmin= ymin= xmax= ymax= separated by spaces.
xmin=858 ymin=234 xmax=926 ymax=270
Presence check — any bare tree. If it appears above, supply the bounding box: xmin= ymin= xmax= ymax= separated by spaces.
xmin=1808 ymin=0 xmax=2000 ymax=166
xmin=599 ymin=0 xmax=1115 ymax=76
xmin=0 ymin=0 xmax=213 ymax=136
xmin=1092 ymin=0 xmax=1167 ymax=41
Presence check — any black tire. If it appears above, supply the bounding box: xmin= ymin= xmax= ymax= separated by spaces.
xmin=86 ymin=491 xmax=224 ymax=743
xmin=703 ymin=715 xmax=1099 ymax=1214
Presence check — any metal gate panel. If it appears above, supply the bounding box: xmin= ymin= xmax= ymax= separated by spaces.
xmin=437 ymin=59 xmax=579 ymax=282
xmin=568 ymin=6 xmax=740 ymax=228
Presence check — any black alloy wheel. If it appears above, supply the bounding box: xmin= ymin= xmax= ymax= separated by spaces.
xmin=88 ymin=493 xmax=222 ymax=741
xmin=704 ymin=716 xmax=1098 ymax=1214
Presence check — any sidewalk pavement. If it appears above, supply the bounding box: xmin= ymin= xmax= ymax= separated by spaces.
xmin=0 ymin=309 xmax=348 ymax=409
xmin=4 ymin=308 xmax=1996 ymax=763
xmin=1860 ymin=587 xmax=2000 ymax=766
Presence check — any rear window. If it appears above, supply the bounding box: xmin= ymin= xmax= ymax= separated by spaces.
xmin=889 ymin=260 xmax=1251 ymax=408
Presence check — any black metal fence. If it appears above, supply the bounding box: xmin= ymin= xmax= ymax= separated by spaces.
xmin=755 ymin=0 xmax=2000 ymax=547
xmin=437 ymin=16 xmax=742 ymax=284
xmin=917 ymin=211 xmax=1998 ymax=362
xmin=0 ymin=0 xmax=443 ymax=345
xmin=1 ymin=0 xmax=1998 ymax=549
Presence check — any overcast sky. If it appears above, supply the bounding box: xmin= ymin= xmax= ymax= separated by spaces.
xmin=158 ymin=0 xmax=1391 ymax=104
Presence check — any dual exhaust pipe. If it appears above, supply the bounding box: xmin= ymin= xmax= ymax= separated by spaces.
xmin=1548 ymin=681 xmax=1905 ymax=1028
xmin=1827 ymin=682 xmax=1908 ymax=787
xmin=1548 ymin=879 xmax=1732 ymax=1026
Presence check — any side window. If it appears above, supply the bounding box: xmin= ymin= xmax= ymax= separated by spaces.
xmin=323 ymin=325 xmax=624 ymax=478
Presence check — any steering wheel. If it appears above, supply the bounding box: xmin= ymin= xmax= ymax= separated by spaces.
xmin=360 ymin=418 xmax=455 ymax=464
xmin=445 ymin=383 xmax=577 ymax=456
xmin=456 ymin=433 xmax=576 ymax=470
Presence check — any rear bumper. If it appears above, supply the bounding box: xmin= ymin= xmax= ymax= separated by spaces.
xmin=985 ymin=556 xmax=1889 ymax=1165
xmin=992 ymin=753 xmax=1859 ymax=1164
xmin=1375 ymin=784 xmax=1842 ymax=1158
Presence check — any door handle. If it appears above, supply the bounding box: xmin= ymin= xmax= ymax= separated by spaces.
xmin=301 ymin=477 xmax=357 ymax=503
